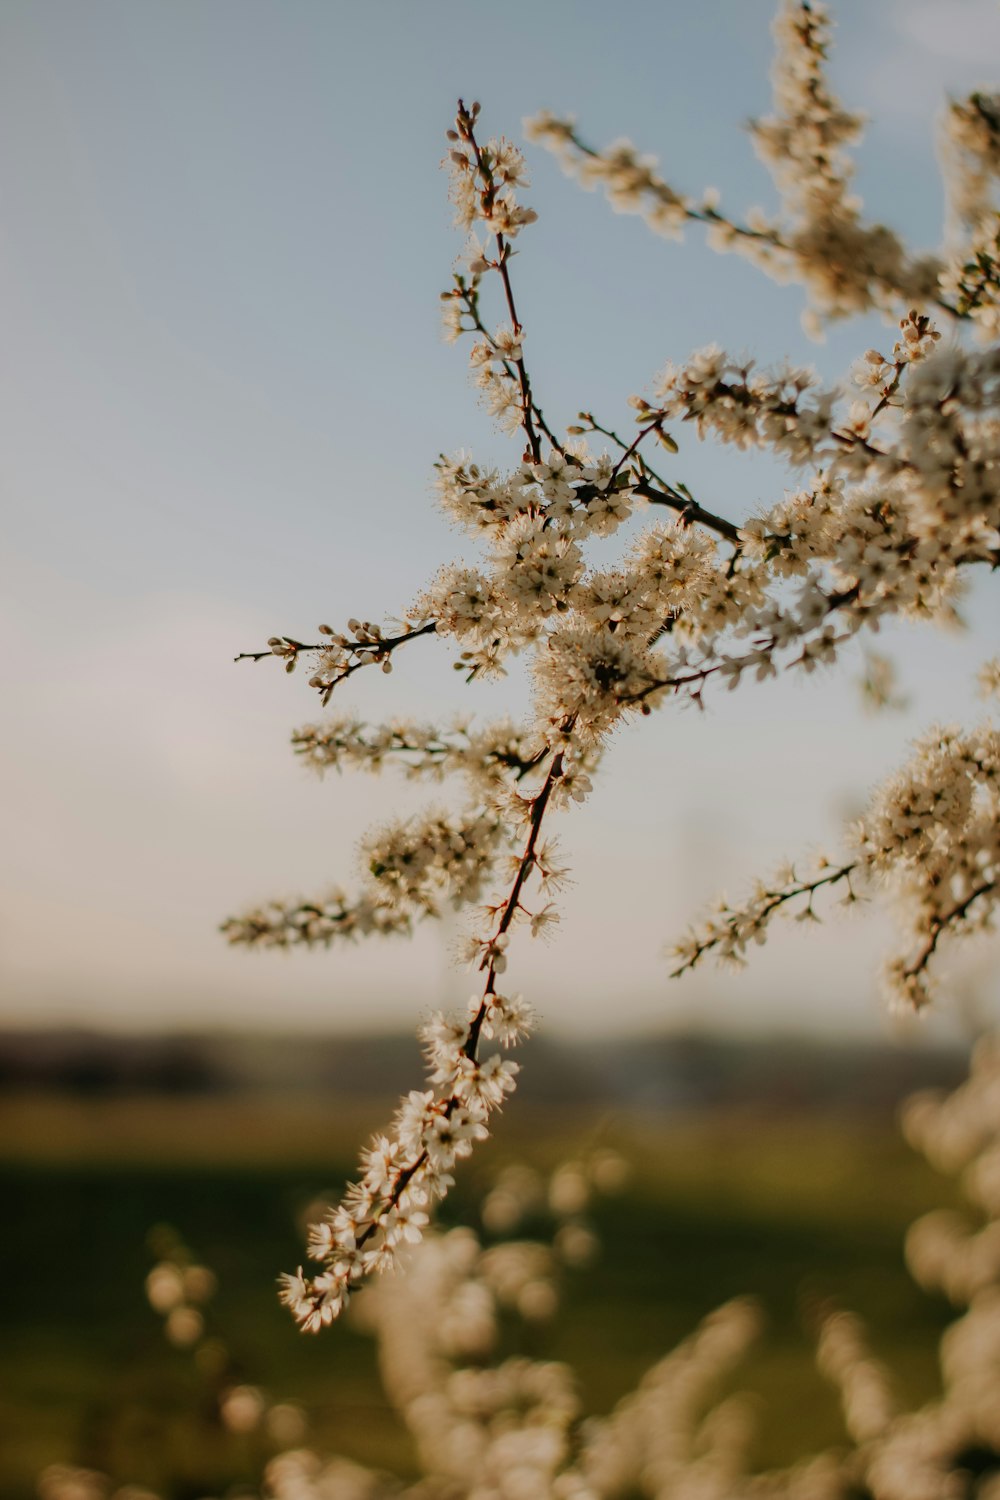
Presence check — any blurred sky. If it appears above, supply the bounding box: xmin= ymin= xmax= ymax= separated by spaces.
xmin=2 ymin=0 xmax=999 ymax=1041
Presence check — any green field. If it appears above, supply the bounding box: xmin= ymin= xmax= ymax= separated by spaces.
xmin=0 ymin=1090 xmax=963 ymax=1499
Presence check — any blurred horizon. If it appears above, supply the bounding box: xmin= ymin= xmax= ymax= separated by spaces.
xmin=0 ymin=1020 xmax=970 ymax=1125
xmin=0 ymin=1018 xmax=973 ymax=1496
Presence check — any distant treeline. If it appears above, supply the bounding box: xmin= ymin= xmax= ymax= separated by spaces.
xmin=0 ymin=1027 xmax=969 ymax=1117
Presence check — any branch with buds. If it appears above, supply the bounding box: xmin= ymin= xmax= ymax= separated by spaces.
xmin=228 ymin=0 xmax=1000 ymax=1327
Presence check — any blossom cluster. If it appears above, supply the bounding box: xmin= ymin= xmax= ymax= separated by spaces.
xmin=526 ymin=3 xmax=943 ymax=324
xmin=227 ymin=0 xmax=1000 ymax=1320
xmin=269 ymin=1148 xmax=631 ymax=1496
xmin=291 ymin=714 xmax=548 ymax=789
xmin=221 ymin=884 xmax=410 ymax=950
xmin=144 ymin=1230 xmax=216 ymax=1349
xmin=38 ymin=1039 xmax=1000 ymax=1500
xmin=278 ymin=987 xmax=533 ymax=1333
xmin=941 ymin=91 xmax=1000 ymax=231
xmin=673 ymin=721 xmax=1000 ymax=1010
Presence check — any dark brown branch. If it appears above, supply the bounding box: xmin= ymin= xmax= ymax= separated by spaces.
xmin=903 ymin=879 xmax=997 ymax=980
xmin=671 ymin=862 xmax=858 ymax=978
xmin=460 ymin=101 xmax=544 ymax=462
xmin=235 ymin=621 xmax=439 ymax=704
xmin=452 ymin=278 xmax=566 ymax=455
xmin=632 ymin=477 xmax=741 ymax=543
xmin=353 ymin=736 xmax=569 ymax=1256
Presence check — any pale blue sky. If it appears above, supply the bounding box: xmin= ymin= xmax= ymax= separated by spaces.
xmin=2 ymin=0 xmax=999 ymax=1040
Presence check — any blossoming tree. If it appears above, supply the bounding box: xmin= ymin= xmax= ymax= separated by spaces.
xmin=223 ymin=0 xmax=1000 ymax=1335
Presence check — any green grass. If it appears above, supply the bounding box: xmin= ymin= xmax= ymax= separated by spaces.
xmin=0 ymin=1096 xmax=963 ymax=1498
